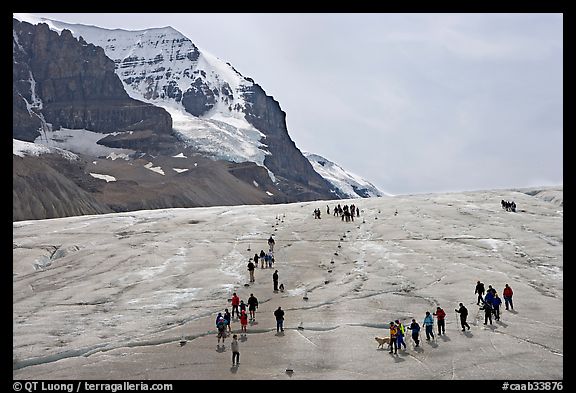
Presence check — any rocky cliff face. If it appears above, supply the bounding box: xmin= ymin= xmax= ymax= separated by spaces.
xmin=12 ymin=19 xmax=172 ymax=143
xmin=242 ymin=83 xmax=341 ymax=199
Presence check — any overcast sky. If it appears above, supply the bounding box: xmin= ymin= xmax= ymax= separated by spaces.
xmin=23 ymin=13 xmax=563 ymax=195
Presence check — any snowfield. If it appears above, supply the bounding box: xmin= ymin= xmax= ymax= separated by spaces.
xmin=13 ymin=187 xmax=562 ymax=380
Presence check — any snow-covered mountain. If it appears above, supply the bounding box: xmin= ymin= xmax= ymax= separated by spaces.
xmin=16 ymin=16 xmax=269 ymax=170
xmin=304 ymin=152 xmax=390 ymax=198
xmin=13 ymin=14 xmax=363 ymax=220
xmin=12 ymin=13 xmax=342 ymax=196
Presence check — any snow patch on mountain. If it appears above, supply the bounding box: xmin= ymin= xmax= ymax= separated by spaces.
xmin=13 ymin=139 xmax=78 ymax=161
xmin=89 ymin=173 xmax=117 ymax=182
xmin=33 ymin=128 xmax=135 ymax=159
xmin=304 ymin=152 xmax=390 ymax=198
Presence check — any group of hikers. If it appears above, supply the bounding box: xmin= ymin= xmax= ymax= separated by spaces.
xmin=386 ymin=281 xmax=515 ymax=355
xmin=216 ymin=234 xmax=287 ymax=365
xmin=475 ymin=281 xmax=514 ymax=324
xmin=324 ymin=203 xmax=360 ymax=222
xmin=251 ymin=249 xmax=275 ymax=269
xmin=217 ymin=292 xmax=260 ymax=345
xmin=246 ymin=236 xmax=277 ymax=282
xmin=501 ymin=199 xmax=517 ymax=212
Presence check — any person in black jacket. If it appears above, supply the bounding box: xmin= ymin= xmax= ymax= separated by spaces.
xmin=407 ymin=319 xmax=421 ymax=347
xmin=274 ymin=306 xmax=285 ymax=332
xmin=480 ymin=300 xmax=493 ymax=325
xmin=247 ymin=259 xmax=255 ymax=282
xmin=455 ymin=303 xmax=471 ymax=331
xmin=273 ymin=270 xmax=279 ymax=292
xmin=475 ymin=281 xmax=485 ymax=305
xmin=247 ymin=293 xmax=258 ymax=321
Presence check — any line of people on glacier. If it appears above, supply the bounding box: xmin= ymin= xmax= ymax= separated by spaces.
xmin=326 ymin=203 xmax=360 ymax=222
xmin=385 ymin=281 xmax=515 ymax=354
xmin=252 ymin=249 xmax=275 ymax=269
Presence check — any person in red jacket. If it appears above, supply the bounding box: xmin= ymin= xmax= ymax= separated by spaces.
xmin=231 ymin=293 xmax=240 ymax=319
xmin=433 ymin=306 xmax=446 ymax=335
xmin=503 ymin=284 xmax=514 ymax=310
xmin=239 ymin=310 xmax=248 ymax=335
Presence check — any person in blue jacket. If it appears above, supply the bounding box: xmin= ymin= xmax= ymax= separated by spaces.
xmin=484 ymin=287 xmax=495 ymax=307
xmin=492 ymin=294 xmax=502 ymax=321
xmin=423 ymin=311 xmax=435 ymax=340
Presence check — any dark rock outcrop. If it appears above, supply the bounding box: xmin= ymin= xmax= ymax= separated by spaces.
xmin=242 ymin=83 xmax=344 ymax=199
xmin=12 ymin=18 xmax=172 ymax=141
xmin=13 ymin=154 xmax=114 ymax=221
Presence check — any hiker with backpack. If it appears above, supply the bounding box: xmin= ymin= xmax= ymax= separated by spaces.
xmin=216 ymin=315 xmax=227 ymax=345
xmin=423 ymin=311 xmax=435 ymax=340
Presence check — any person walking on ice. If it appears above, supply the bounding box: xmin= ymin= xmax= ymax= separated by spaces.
xmin=231 ymin=293 xmax=240 ymax=319
xmin=433 ymin=306 xmax=446 ymax=335
xmin=216 ymin=315 xmax=227 ymax=346
xmin=388 ymin=322 xmax=399 ymax=354
xmin=503 ymin=284 xmax=514 ymax=310
xmin=475 ymin=280 xmax=485 ymax=305
xmin=455 ymin=303 xmax=471 ymax=331
xmin=231 ymin=334 xmax=240 ymax=366
xmin=492 ymin=294 xmax=502 ymax=321
xmin=395 ymin=319 xmax=407 ymax=350
xmin=480 ymin=299 xmax=493 ymax=325
xmin=273 ymin=270 xmax=279 ymax=292
xmin=247 ymin=293 xmax=258 ymax=321
xmin=407 ymin=318 xmax=421 ymax=347
xmin=247 ymin=259 xmax=255 ymax=283
xmin=240 ymin=310 xmax=248 ymax=335
xmin=423 ymin=311 xmax=435 ymax=340
xmin=223 ymin=308 xmax=232 ymax=333
xmin=274 ymin=306 xmax=285 ymax=332
xmin=268 ymin=235 xmax=275 ymax=252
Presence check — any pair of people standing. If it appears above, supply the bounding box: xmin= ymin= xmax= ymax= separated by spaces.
xmin=388 ymin=320 xmax=407 ymax=354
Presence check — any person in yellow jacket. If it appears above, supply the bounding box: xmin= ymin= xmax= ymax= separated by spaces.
xmin=389 ymin=322 xmax=399 ymax=354
xmin=395 ymin=319 xmax=407 ymax=350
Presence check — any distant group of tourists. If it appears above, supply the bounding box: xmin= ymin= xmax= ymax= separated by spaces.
xmin=313 ymin=208 xmax=322 ymax=219
xmin=246 ymin=235 xmax=277 ymax=282
xmin=252 ymin=249 xmax=275 ymax=269
xmin=324 ymin=203 xmax=360 ymax=222
xmin=501 ymin=199 xmax=517 ymax=212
